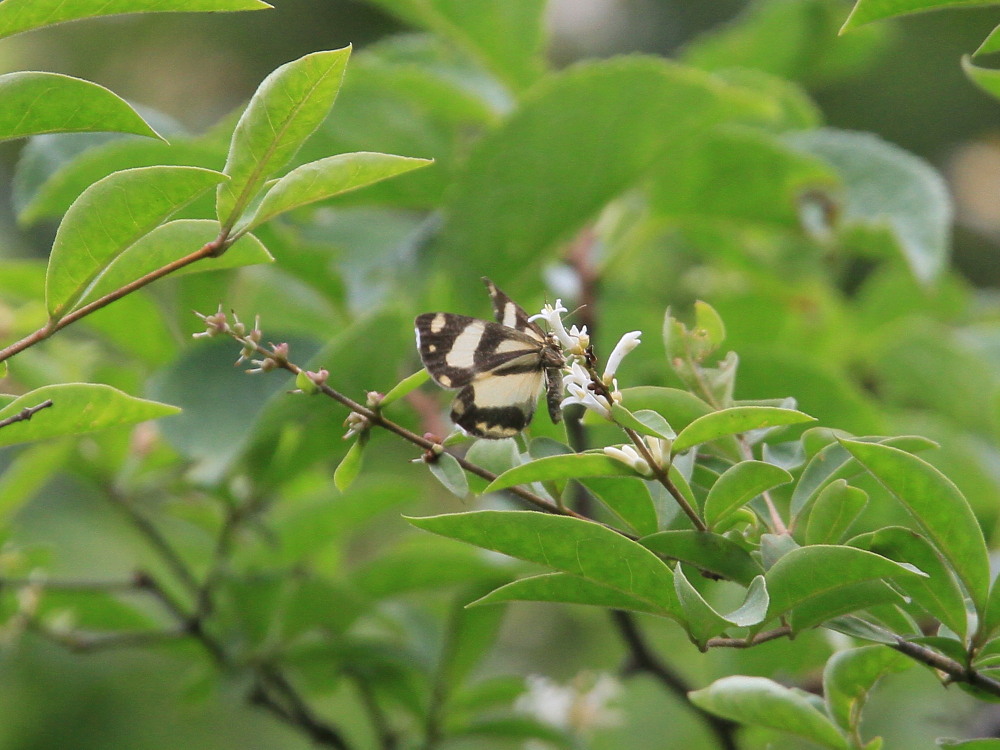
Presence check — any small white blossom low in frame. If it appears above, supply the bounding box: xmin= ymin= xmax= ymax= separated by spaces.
xmin=515 ymin=672 xmax=623 ymax=739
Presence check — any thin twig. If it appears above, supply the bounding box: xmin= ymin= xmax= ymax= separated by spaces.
xmin=891 ymin=636 xmax=1000 ymax=697
xmin=612 ymin=611 xmax=739 ymax=750
xmin=705 ymin=626 xmax=792 ymax=649
xmin=0 ymin=399 xmax=54 ymax=430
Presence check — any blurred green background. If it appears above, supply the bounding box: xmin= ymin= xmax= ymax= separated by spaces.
xmin=3 ymin=1 xmax=1000 ymax=748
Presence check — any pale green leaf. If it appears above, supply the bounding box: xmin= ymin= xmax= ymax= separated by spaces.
xmin=218 ymin=48 xmax=351 ymax=225
xmin=45 ymin=166 xmax=225 ymax=319
xmin=841 ymin=0 xmax=986 ymax=31
xmin=471 ymin=572 xmax=666 ymax=616
xmin=334 ymin=440 xmax=365 ymax=491
xmin=0 ymin=73 xmax=159 ymax=142
xmin=428 ymin=452 xmax=469 ymax=498
xmin=673 ymin=406 xmax=815 ymax=454
xmin=823 ymin=646 xmax=913 ymax=732
xmin=0 ymin=0 xmax=270 ymax=40
xmin=804 ymin=480 xmax=868 ymax=545
xmin=381 ymin=369 xmax=431 ymax=408
xmin=0 ymin=384 xmax=179 ymax=448
xmin=704 ymin=460 xmax=792 ymax=530
xmin=484 ymin=454 xmax=638 ymax=493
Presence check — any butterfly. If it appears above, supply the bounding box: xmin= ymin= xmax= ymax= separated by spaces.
xmin=415 ymin=278 xmax=566 ymax=439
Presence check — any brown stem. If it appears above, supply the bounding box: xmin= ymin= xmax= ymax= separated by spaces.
xmin=0 ymin=399 xmax=54 ymax=430
xmin=890 ymin=637 xmax=1000 ymax=697
xmin=705 ymin=626 xmax=792 ymax=649
xmin=0 ymin=237 xmax=226 ymax=365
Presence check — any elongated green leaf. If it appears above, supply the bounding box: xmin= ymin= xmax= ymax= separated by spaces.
xmin=0 ymin=73 xmax=159 ymax=142
xmin=785 ymin=129 xmax=952 ymax=284
xmin=408 ymin=511 xmax=680 ymax=614
xmin=440 ymin=57 xmax=773 ymax=282
xmin=0 ymin=384 xmax=179 ymax=448
xmin=790 ymin=434 xmax=937 ymax=518
xmin=360 ymin=0 xmax=546 ymax=91
xmin=841 ymin=0 xmax=983 ymax=31
xmin=963 ymin=56 xmax=1000 ymax=102
xmin=640 ymin=530 xmax=763 ymax=586
xmin=841 ymin=440 xmax=990 ymax=615
xmin=428 ymin=452 xmax=469 ymax=498
xmin=45 ymin=166 xmax=225 ymax=319
xmin=334 ymin=440 xmax=365 ymax=492
xmin=0 ymin=0 xmax=270 ymax=40
xmin=610 ymin=403 xmax=675 ymax=440
xmin=849 ymin=526 xmax=969 ymax=639
xmin=982 ymin=577 xmax=1000 ymax=641
xmin=675 ymin=566 xmax=736 ymax=647
xmin=788 ymin=580 xmax=902 ymax=633
xmin=689 ymin=676 xmax=849 ymax=750
xmin=766 ymin=545 xmax=925 ymax=619
xmin=673 ymin=406 xmax=815 ymax=454
xmin=823 ymin=646 xmax=912 ymax=732
xmin=579 ymin=476 xmax=659 ymax=537
xmin=938 ymin=740 xmax=1000 ymax=749
xmin=77 ymin=219 xmax=271 ymax=307
xmin=471 ymin=572 xmax=665 ymax=616
xmin=218 ymin=48 xmax=351 ymax=225
xmin=484 ymin=454 xmax=637 ymax=493
xmin=804 ymin=480 xmax=868 ymax=546
xmin=381 ymin=369 xmax=431 ymax=408
xmin=704 ymin=460 xmax=792 ymax=529
xmin=620 ymin=387 xmax=714 ymax=431
xmin=353 ymin=547 xmax=507 ymax=599
xmin=247 ymin=152 xmax=432 ymax=229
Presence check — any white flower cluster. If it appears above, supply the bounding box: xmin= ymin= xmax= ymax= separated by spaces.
xmin=529 ymin=300 xmax=590 ymax=355
xmin=515 ymin=673 xmax=622 ymax=735
xmin=604 ymin=435 xmax=671 ymax=476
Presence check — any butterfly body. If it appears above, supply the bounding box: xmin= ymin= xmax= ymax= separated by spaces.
xmin=415 ymin=279 xmax=565 ymax=439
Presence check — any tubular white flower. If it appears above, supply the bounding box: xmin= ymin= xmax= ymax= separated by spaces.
xmin=561 ymin=362 xmax=612 ymax=418
xmin=602 ymin=330 xmax=642 ymax=383
xmin=603 ymin=444 xmax=651 ymax=476
xmin=516 ymin=673 xmax=622 ymax=734
xmin=530 ymin=300 xmax=587 ymax=354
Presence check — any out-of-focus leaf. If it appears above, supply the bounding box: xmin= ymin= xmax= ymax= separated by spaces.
xmin=689 ymin=676 xmax=849 ymax=749
xmin=451 ymin=717 xmax=575 ymax=748
xmin=0 ymin=384 xmax=179 ymax=448
xmin=841 ymin=0 xmax=980 ymax=31
xmin=673 ymin=406 xmax=815 ymax=454
xmin=0 ymin=439 xmax=73 ymax=519
xmin=361 ymin=0 xmax=547 ymax=91
xmin=640 ymin=530 xmax=763 ymax=586
xmin=704 ymin=460 xmax=792 ymax=530
xmin=0 ymin=0 xmax=270 ymax=40
xmin=842 ymin=440 xmax=990 ymax=615
xmin=785 ymin=128 xmax=952 ymax=284
xmin=0 ymin=73 xmax=160 ymax=142
xmin=823 ymin=646 xmax=913 ymax=731
xmin=354 ymin=546 xmax=503 ymax=599
xmin=381 ymin=369 xmax=431 ymax=407
xmin=217 ymin=48 xmax=351 ymax=225
xmin=409 ymin=511 xmax=680 ymax=615
xmin=804 ymin=480 xmax=867 ymax=545
xmin=45 ymin=166 xmax=225 ymax=319
xmin=333 ymin=439 xmax=365 ymax=491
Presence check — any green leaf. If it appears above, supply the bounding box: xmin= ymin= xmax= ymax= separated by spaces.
xmin=788 ymin=581 xmax=903 ymax=633
xmin=848 ymin=526 xmax=969 ymax=639
xmin=408 ymin=511 xmax=680 ymax=615
xmin=441 ymin=582 xmax=510 ymax=688
xmin=0 ymin=0 xmax=270 ymax=40
xmin=804 ymin=480 xmax=868 ymax=545
xmin=484 ymin=454 xmax=638 ymax=493
xmin=427 ymin=452 xmax=469 ymax=498
xmin=689 ymin=676 xmax=850 ymax=749
xmin=963 ymin=56 xmax=1000 ymax=102
xmin=0 ymin=384 xmax=179 ymax=448
xmin=439 ymin=57 xmax=773 ymax=280
xmin=0 ymin=439 xmax=73 ymax=520
xmin=380 ymin=369 xmax=431 ymax=408
xmin=766 ymin=545 xmax=926 ymax=619
xmin=579 ymin=476 xmax=659 ymax=537
xmin=218 ymin=48 xmax=351 ymax=226
xmin=673 ymin=406 xmax=815 ymax=454
xmin=841 ymin=440 xmax=991 ymax=616
xmin=451 ymin=717 xmax=574 ymax=748
xmin=354 ymin=546 xmax=505 ymax=599
xmin=619 ymin=387 xmax=716 ymax=433
xmin=361 ymin=0 xmax=546 ymax=91
xmin=334 ymin=440 xmax=365 ymax=492
xmin=938 ymin=741 xmax=1000 ymax=749
xmin=790 ymin=434 xmax=937 ymax=519
xmin=975 ymin=25 xmax=1000 ymax=56
xmin=675 ymin=565 xmax=738 ymax=647
xmin=823 ymin=646 xmax=913 ymax=732
xmin=246 ymin=152 xmax=432 ymax=229
xmin=785 ymin=129 xmax=952 ymax=284
xmin=45 ymin=166 xmax=225 ymax=319
xmin=704 ymin=460 xmax=792 ymax=530
xmin=610 ymin=403 xmax=675 ymax=440
xmin=0 ymin=73 xmax=160 ymax=142
xmin=640 ymin=530 xmax=763 ymax=586
xmin=695 ymin=301 xmax=726 ymax=348
xmin=982 ymin=577 xmax=1000 ymax=642
xmin=649 ymin=125 xmax=838 ymax=227
xmin=77 ymin=219 xmax=272 ymax=307
xmin=841 ymin=0 xmax=982 ymax=31
xmin=471 ymin=572 xmax=665 ymax=616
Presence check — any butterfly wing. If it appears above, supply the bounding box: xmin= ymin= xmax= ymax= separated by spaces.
xmin=451 ymin=369 xmax=545 ymax=438
xmin=482 ymin=277 xmax=547 ymax=342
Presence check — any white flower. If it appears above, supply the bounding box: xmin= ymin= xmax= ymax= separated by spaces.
xmin=603 ymin=444 xmax=652 ymax=476
xmin=530 ymin=300 xmax=588 ymax=354
xmin=602 ymin=330 xmax=642 ymax=383
xmin=643 ymin=436 xmax=671 ymax=467
xmin=342 ymin=411 xmax=370 ymax=439
xmin=516 ymin=673 xmax=622 ymax=734
xmin=561 ymin=362 xmax=612 ymax=419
